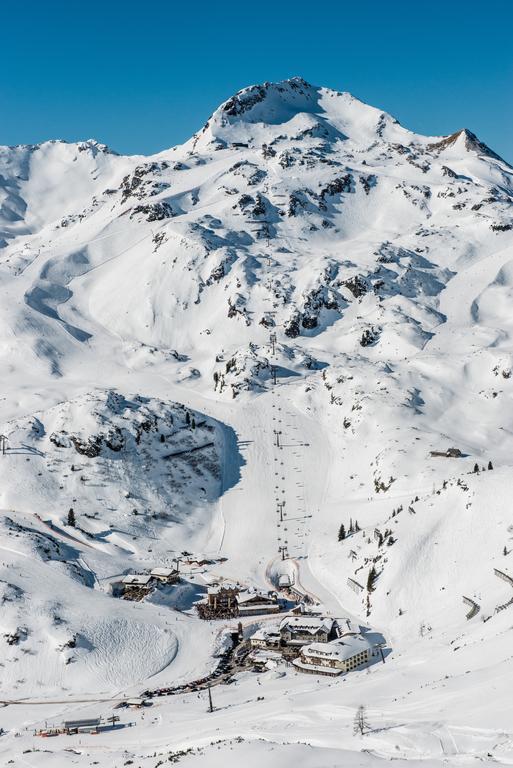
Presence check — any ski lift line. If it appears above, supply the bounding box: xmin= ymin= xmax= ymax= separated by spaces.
xmin=64 ymin=218 xmax=172 ymax=281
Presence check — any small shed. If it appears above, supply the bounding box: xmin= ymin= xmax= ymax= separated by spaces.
xmin=430 ymin=447 xmax=463 ymax=458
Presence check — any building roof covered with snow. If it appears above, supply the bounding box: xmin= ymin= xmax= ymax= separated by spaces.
xmin=302 ymin=634 xmax=372 ymax=663
xmin=207 ymin=582 xmax=239 ymax=595
xmin=279 ymin=615 xmax=334 ymax=635
xmin=338 ymin=618 xmax=361 ymax=635
xmin=122 ymin=574 xmax=152 ymax=586
xmin=150 ymin=567 xmax=177 ymax=578
xmin=249 ymin=626 xmax=281 ymax=644
xmin=238 ymin=590 xmax=275 ymax=604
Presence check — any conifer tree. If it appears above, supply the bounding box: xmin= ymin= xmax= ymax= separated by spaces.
xmin=67 ymin=508 xmax=76 ymax=527
xmin=338 ymin=524 xmax=346 ymax=541
xmin=367 ymin=565 xmax=377 ymax=592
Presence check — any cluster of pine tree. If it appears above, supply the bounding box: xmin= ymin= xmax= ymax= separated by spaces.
xmin=375 ymin=528 xmax=395 ymax=547
xmin=473 ymin=460 xmax=493 ymax=473
xmin=338 ymin=518 xmax=361 ymax=541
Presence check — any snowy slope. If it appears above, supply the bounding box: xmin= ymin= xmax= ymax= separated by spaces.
xmin=0 ymin=77 xmax=512 ymax=767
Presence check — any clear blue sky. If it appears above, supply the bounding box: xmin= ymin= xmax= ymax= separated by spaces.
xmin=1 ymin=0 xmax=512 ymax=161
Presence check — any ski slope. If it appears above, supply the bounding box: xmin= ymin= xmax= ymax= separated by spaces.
xmin=0 ymin=77 xmax=512 ymax=766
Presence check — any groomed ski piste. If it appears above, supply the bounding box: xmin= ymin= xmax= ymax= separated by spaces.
xmin=0 ymin=78 xmax=512 ymax=766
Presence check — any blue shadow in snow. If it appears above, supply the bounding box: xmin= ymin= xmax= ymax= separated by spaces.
xmin=213 ymin=419 xmax=246 ymax=495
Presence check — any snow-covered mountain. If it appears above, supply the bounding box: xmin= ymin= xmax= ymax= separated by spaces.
xmin=1 ymin=77 xmax=513 ymax=767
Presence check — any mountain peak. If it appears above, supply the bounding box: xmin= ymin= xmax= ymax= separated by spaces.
xmin=427 ymin=128 xmax=508 ymax=165
xmin=192 ymin=77 xmax=407 ymax=152
xmin=219 ymin=77 xmax=319 ymax=119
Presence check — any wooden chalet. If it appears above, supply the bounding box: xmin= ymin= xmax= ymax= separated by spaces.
xmin=150 ymin=567 xmax=180 ymax=585
xmin=197 ymin=583 xmax=240 ymax=619
xmin=236 ymin=590 xmax=280 ymax=616
xmin=198 ymin=584 xmax=281 ymax=619
xmin=121 ymin=574 xmax=153 ymax=601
